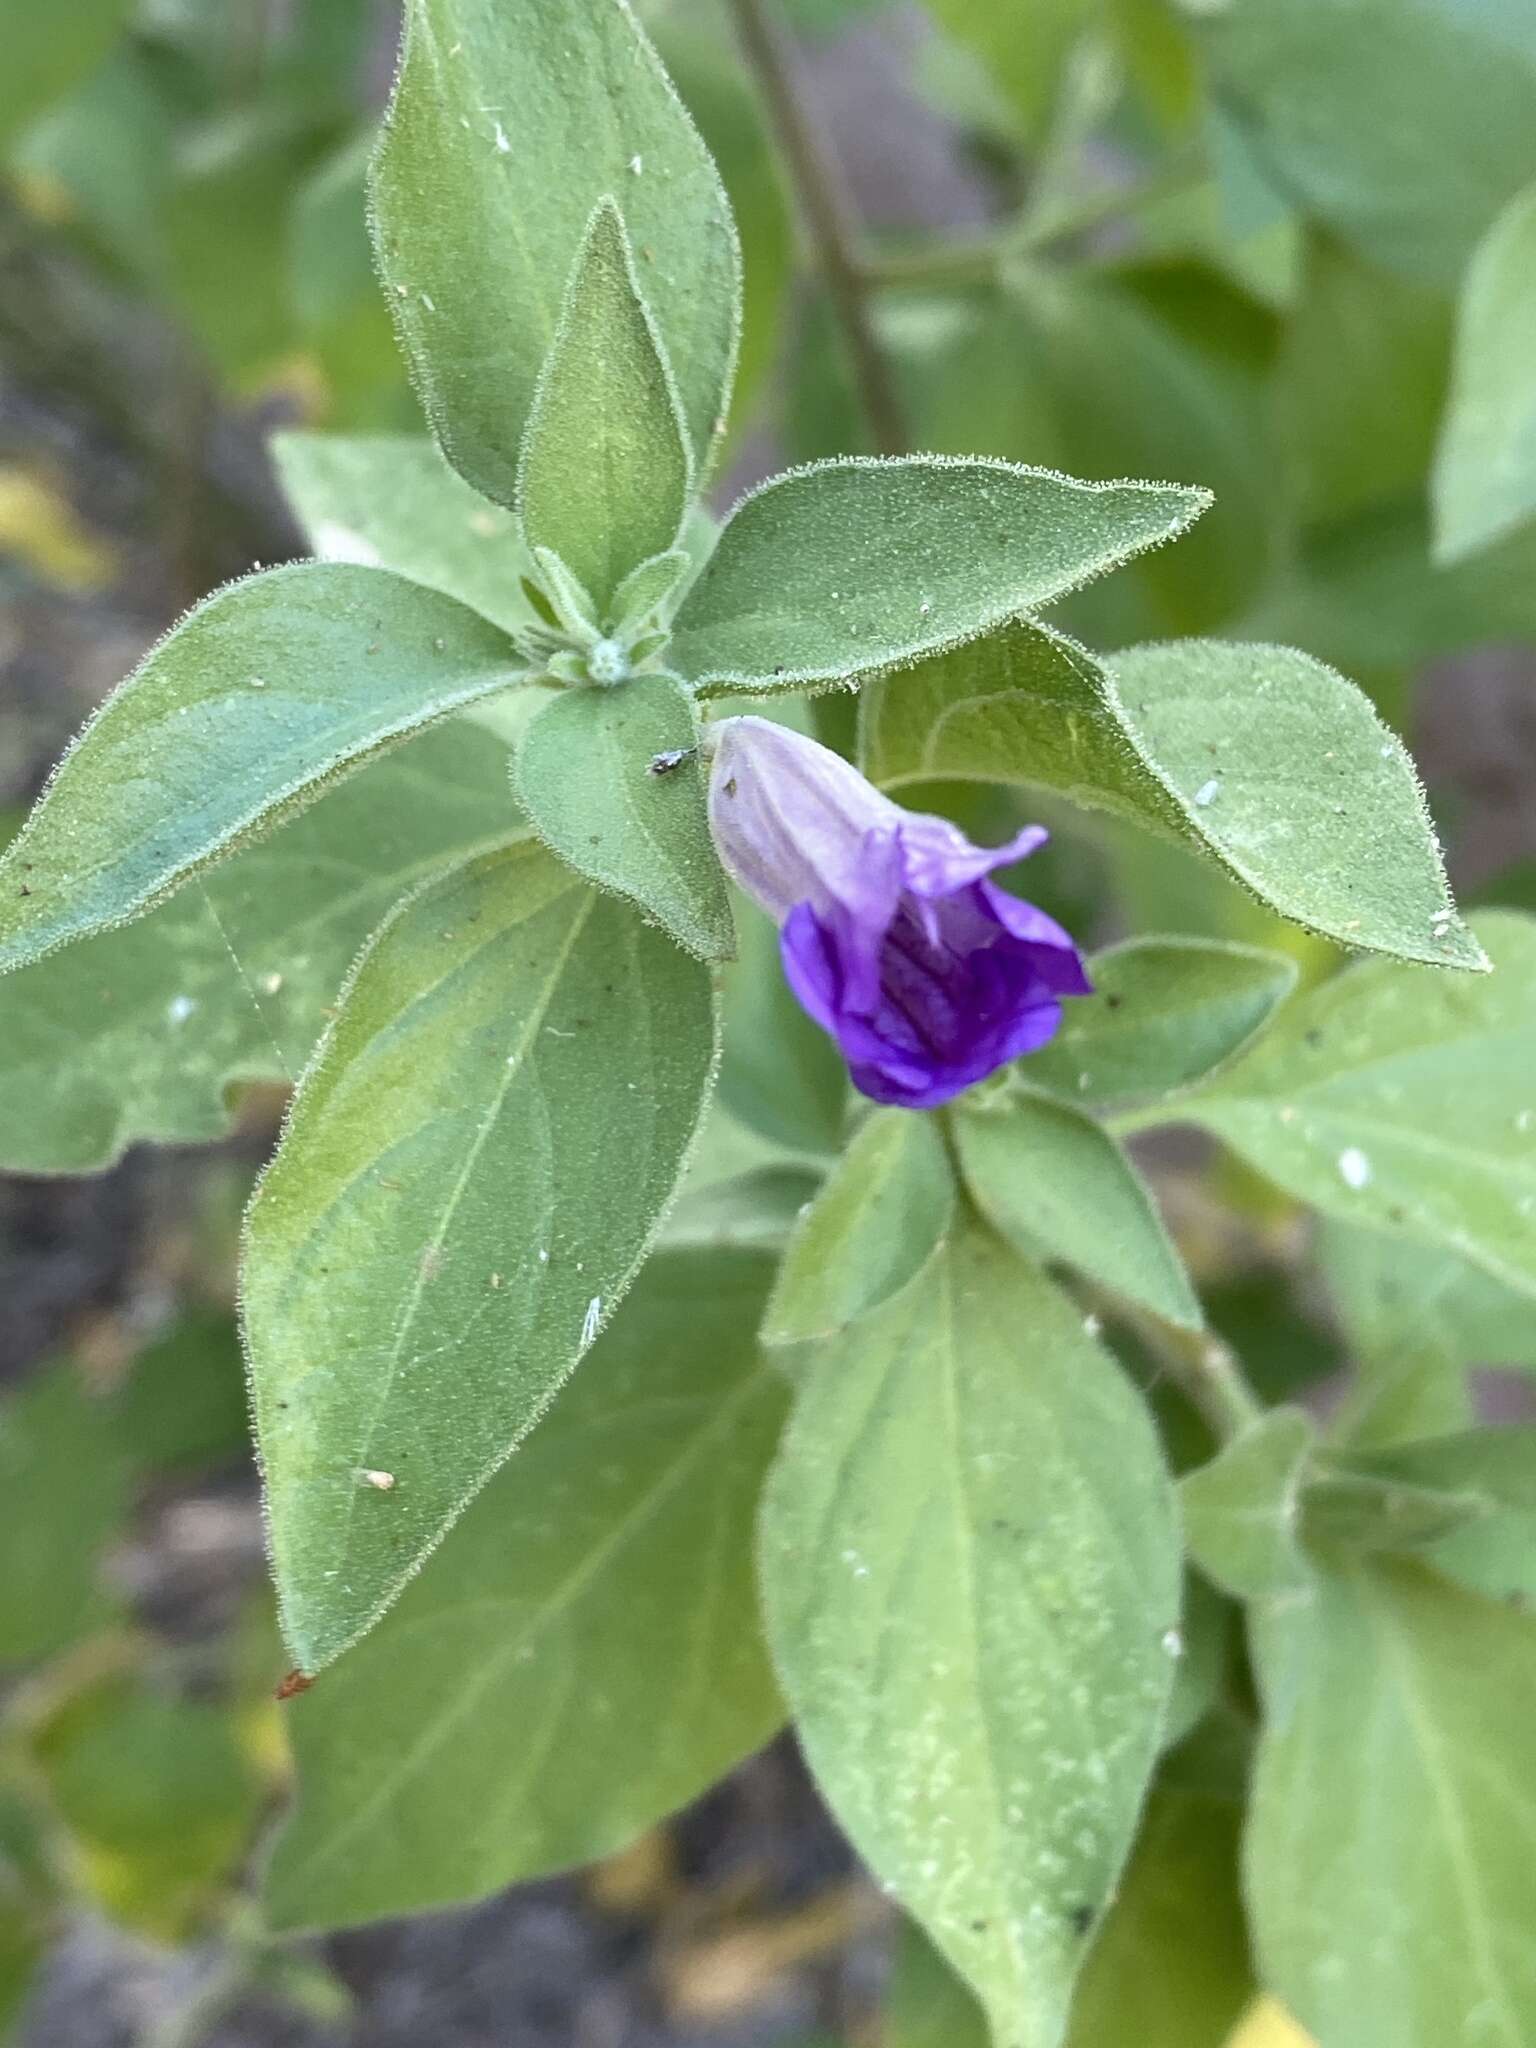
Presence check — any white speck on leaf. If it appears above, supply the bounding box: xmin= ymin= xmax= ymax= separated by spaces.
xmin=581 ymin=1296 xmax=602 ymax=1346
xmin=1338 ymin=1147 xmax=1372 ymax=1190
xmin=167 ymin=995 xmax=196 ymax=1025
xmin=361 ymin=1469 xmax=395 ymax=1492
xmin=1193 ymin=777 xmax=1220 ymax=808
xmin=1161 ymin=1628 xmax=1183 ymax=1658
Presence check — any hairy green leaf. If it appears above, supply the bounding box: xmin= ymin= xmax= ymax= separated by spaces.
xmin=1171 ymin=912 xmax=1536 ymax=1301
xmin=762 ymin=1109 xmax=953 ymax=1346
xmin=264 ymin=1248 xmax=786 ymax=1930
xmin=861 ymin=622 xmax=1480 ymax=971
xmin=0 ymin=724 xmax=518 ymax=1174
xmin=517 ymin=200 xmax=691 ymax=615
xmin=1433 ymin=183 xmax=1536 ymax=565
xmin=1023 ymin=937 xmax=1297 ymax=1109
xmin=371 ymin=0 xmax=738 ymax=506
xmin=244 ymin=840 xmax=717 ymax=1671
xmin=513 ymin=673 xmax=731 ymax=960
xmin=952 ymin=1089 xmax=1200 ymax=1329
xmin=0 ymin=565 xmax=525 ymax=977
xmin=667 ymin=459 xmax=1208 ymax=696
xmin=1246 ymin=1559 xmax=1536 ymax=2048
xmin=884 ymin=1744 xmax=1254 ymax=2048
xmin=273 ymin=432 xmax=532 ymax=634
xmin=760 ymin=1226 xmax=1180 ymax=2048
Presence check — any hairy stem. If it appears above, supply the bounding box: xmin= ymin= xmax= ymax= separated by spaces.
xmin=726 ymin=0 xmax=909 ymax=454
xmin=1129 ymin=1306 xmax=1265 ymax=1444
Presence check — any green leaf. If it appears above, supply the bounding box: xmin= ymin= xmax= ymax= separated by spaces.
xmin=1164 ymin=1571 xmax=1234 ymax=1752
xmin=1197 ymin=0 xmax=1536 ymax=285
xmin=952 ymin=1089 xmax=1200 ymax=1329
xmin=0 ymin=565 xmax=525 ymax=977
xmin=0 ymin=1367 xmax=128 ymax=1668
xmin=0 ymin=0 xmax=129 ymax=141
xmin=1319 ymin=1221 xmax=1536 ymax=1377
xmin=860 ymin=623 xmax=1478 ymax=970
xmin=667 ymin=459 xmax=1209 ymax=696
xmin=886 ymin=1922 xmax=990 ymax=2048
xmin=924 ymin=0 xmax=1092 ymax=139
xmin=719 ymin=892 xmax=846 ymax=1156
xmin=1301 ymin=1468 xmax=1488 ymax=1557
xmin=1023 ymin=937 xmax=1297 ymax=1109
xmin=115 ymin=1311 xmax=251 ymax=1479
xmin=1316 ymin=1220 xmax=1534 ymax=1448
xmin=34 ymin=1677 xmax=261 ymax=1941
xmin=912 ymin=266 xmax=1280 ymax=639
xmin=370 ymin=0 xmax=739 ymax=507
xmin=1245 ymin=1558 xmax=1536 ymax=2048
xmin=243 ymin=839 xmax=717 ymax=1671
xmin=762 ymin=1109 xmax=953 ymax=1346
xmin=1332 ymin=1428 xmax=1536 ymax=1609
xmin=1106 ymin=639 xmax=1479 ymax=970
xmin=0 ymin=723 xmax=518 ymax=1174
xmin=264 ymin=1247 xmax=786 ymax=1930
xmin=1433 ymin=183 xmax=1536 ymax=565
xmin=1066 ymin=1745 xmax=1254 ymax=2048
xmin=272 ymin=433 xmax=533 ymax=635
xmin=759 ymin=1225 xmax=1180 ymax=2048
xmin=665 ymin=1161 xmax=823 ymax=1254
xmin=1172 ymin=911 xmax=1536 ymax=1303
xmin=1275 ymin=236 xmax=1453 ymax=531
xmin=1179 ymin=1409 xmax=1317 ymax=1603
xmin=517 ymin=200 xmax=691 ymax=617
xmin=513 ymin=673 xmax=732 ymax=961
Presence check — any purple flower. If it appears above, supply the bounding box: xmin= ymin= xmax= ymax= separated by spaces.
xmin=707 ymin=716 xmax=1090 ymax=1110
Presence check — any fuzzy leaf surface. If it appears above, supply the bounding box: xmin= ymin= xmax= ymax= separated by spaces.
xmin=370 ymin=0 xmax=738 ymax=507
xmin=243 ymin=840 xmax=717 ymax=1671
xmin=0 ymin=565 xmax=524 ymax=976
xmin=265 ymin=1248 xmax=785 ymax=1929
xmin=513 ymin=673 xmax=731 ymax=960
xmin=861 ymin=622 xmax=1479 ymax=971
xmin=667 ymin=459 xmax=1208 ymax=696
xmin=760 ymin=1226 xmax=1179 ymax=2048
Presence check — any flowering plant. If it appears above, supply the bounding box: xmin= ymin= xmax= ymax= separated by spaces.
xmin=2 ymin=2 xmax=1535 ymax=2045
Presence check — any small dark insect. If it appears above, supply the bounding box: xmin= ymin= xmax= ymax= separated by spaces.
xmin=275 ymin=1668 xmax=315 ymax=1702
xmin=648 ymin=747 xmax=696 ymax=776
xmin=1068 ymin=1903 xmax=1095 ymax=1937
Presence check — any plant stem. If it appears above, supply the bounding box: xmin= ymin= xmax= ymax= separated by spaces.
xmin=861 ymin=151 xmax=1206 ymax=292
xmin=1132 ymin=1308 xmax=1265 ymax=1444
xmin=726 ymin=0 xmax=909 ymax=454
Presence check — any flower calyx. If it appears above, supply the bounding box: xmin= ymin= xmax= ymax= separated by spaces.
xmin=516 ymin=543 xmax=689 ymax=687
